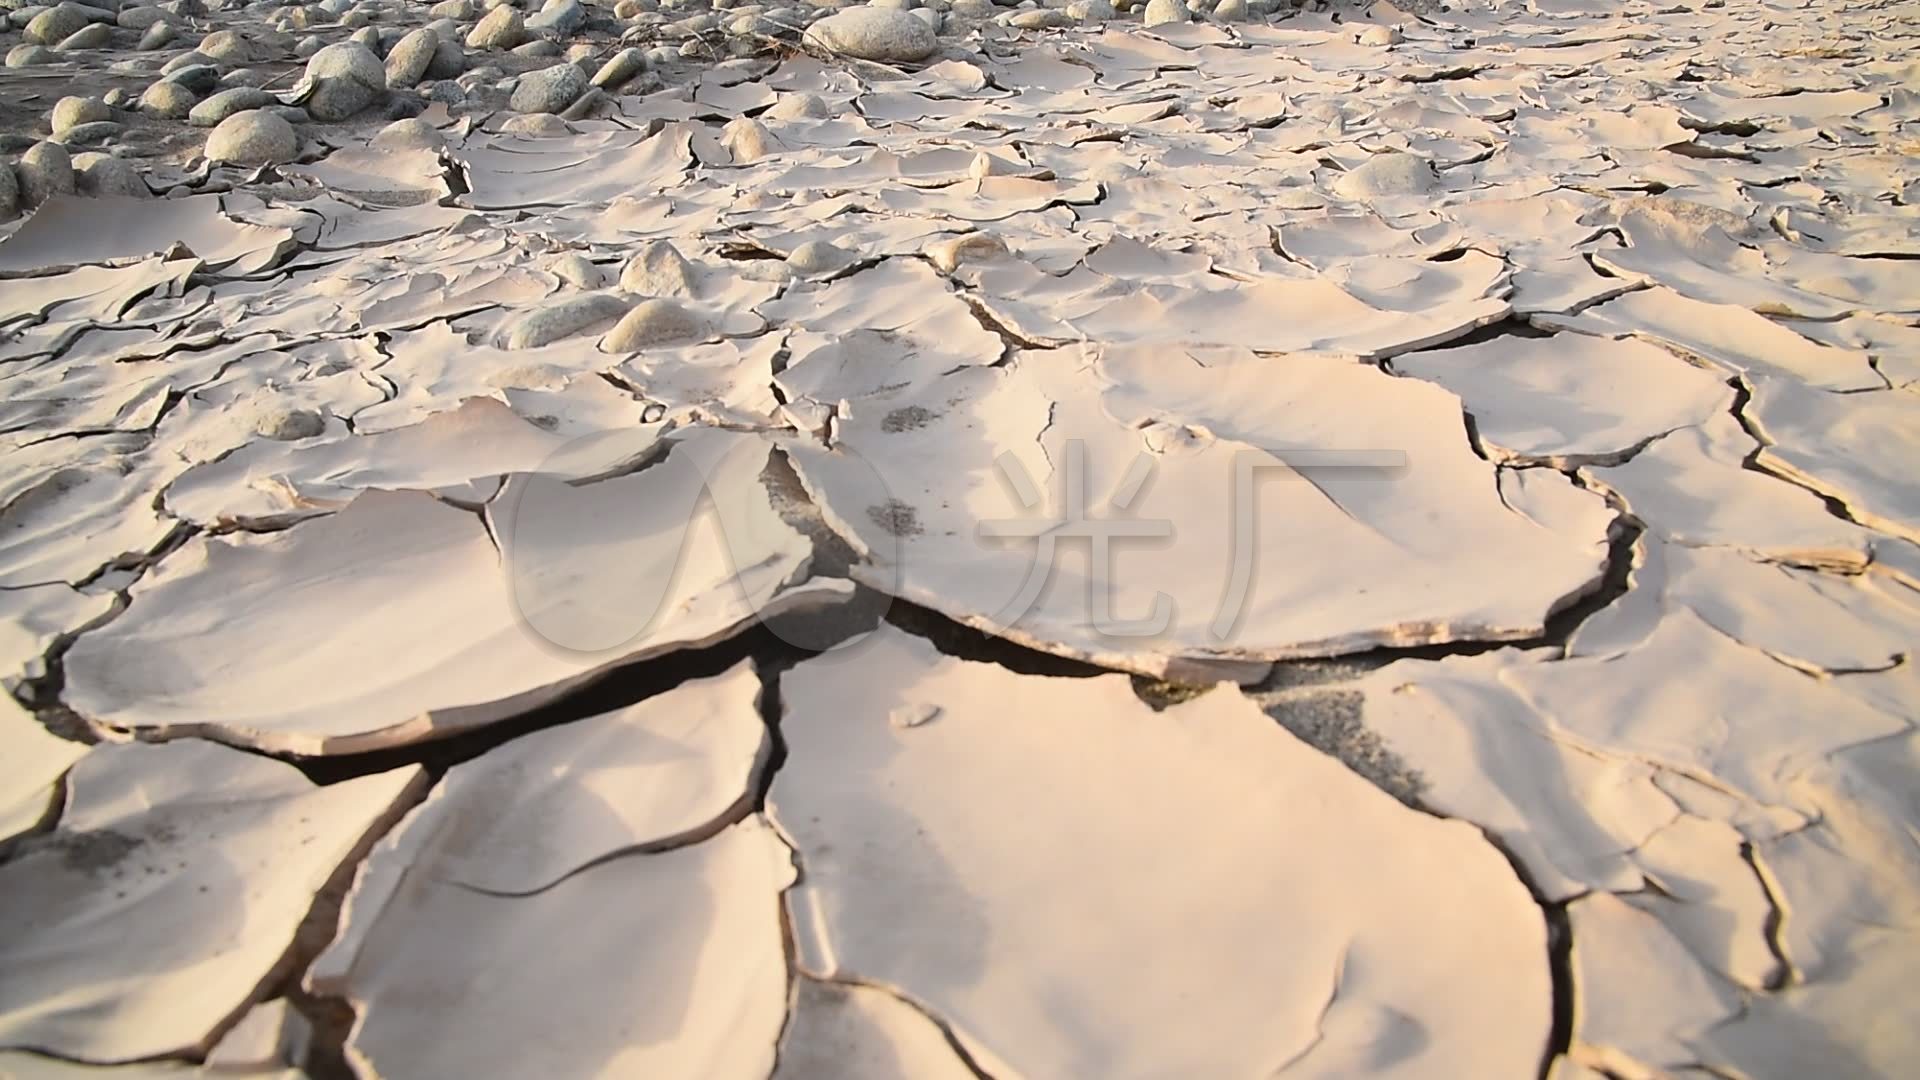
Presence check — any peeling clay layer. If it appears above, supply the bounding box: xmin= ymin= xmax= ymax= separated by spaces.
xmin=2 ymin=0 xmax=1919 ymax=1077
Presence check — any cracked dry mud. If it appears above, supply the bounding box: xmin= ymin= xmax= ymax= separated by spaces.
xmin=1 ymin=0 xmax=1917 ymax=1076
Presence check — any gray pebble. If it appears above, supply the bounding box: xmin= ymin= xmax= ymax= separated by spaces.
xmin=0 ymin=162 xmax=18 ymax=219
xmin=500 ymin=292 xmax=631 ymax=349
xmin=26 ymin=5 xmax=92 ymax=47
xmin=302 ymin=41 xmax=386 ymax=120
xmin=205 ymin=109 xmax=299 ymax=165
xmin=510 ymin=60 xmax=587 ymax=114
xmin=383 ymin=94 xmax=425 ymax=120
xmin=255 ymin=408 xmax=328 ymax=441
xmin=198 ymin=30 xmax=252 ymax=63
xmin=163 ymin=64 xmax=222 ymax=94
xmin=55 ymin=22 xmax=114 ymax=50
xmin=74 ymin=152 xmax=148 ymax=197
xmin=467 ymin=5 xmax=525 ymax=49
xmin=50 ymin=96 xmax=110 ymax=136
xmin=189 ymin=87 xmax=277 ymax=127
xmin=53 ymin=121 xmax=120 ymax=145
xmin=426 ymin=36 xmax=465 ymax=79
xmin=527 ymin=0 xmax=587 ymax=35
xmin=372 ymin=116 xmax=444 ymax=148
xmin=140 ymin=80 xmax=199 ymax=118
xmin=117 ymin=7 xmax=174 ymax=30
xmin=18 ymin=141 xmax=76 ymax=207
xmin=383 ymin=26 xmax=438 ymax=88
xmin=591 ymin=46 xmax=648 ymax=89
xmin=6 ymin=45 xmax=57 ymax=68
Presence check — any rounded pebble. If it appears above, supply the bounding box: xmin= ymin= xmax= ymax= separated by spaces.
xmin=18 ymin=141 xmax=76 ymax=207
xmin=205 ymin=109 xmax=300 ymax=166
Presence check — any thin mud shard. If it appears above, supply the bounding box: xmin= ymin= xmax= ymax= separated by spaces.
xmin=771 ymin=624 xmax=1550 ymax=1078
xmin=790 ymin=343 xmax=1615 ymax=681
xmin=307 ymin=665 xmax=787 ymax=1079
xmin=63 ymin=429 xmax=851 ymax=754
xmin=0 ymin=741 xmax=423 ymax=1061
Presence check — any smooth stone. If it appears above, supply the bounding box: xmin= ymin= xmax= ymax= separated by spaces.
xmin=0 ymin=163 xmax=18 ymax=219
xmin=305 ymin=39 xmax=384 ymax=87
xmin=117 ymin=7 xmax=173 ymax=29
xmin=618 ymin=239 xmax=698 ymax=296
xmin=590 ymin=46 xmax=647 ymax=88
xmin=49 ymin=96 xmax=109 ymax=136
xmin=500 ymin=112 xmax=570 ymax=135
xmin=1143 ymin=0 xmax=1188 ymax=23
xmin=1007 ymin=7 xmax=1066 ymax=25
xmin=52 ymin=121 xmax=119 ymax=145
xmin=188 ymin=87 xmax=276 ymax=127
xmin=467 ymin=5 xmax=525 ymax=48
xmin=765 ymin=91 xmax=830 ymax=119
xmin=301 ymin=42 xmax=387 ymax=121
xmin=256 ymin=409 xmax=326 ymax=440
xmin=161 ymin=50 xmax=213 ymax=73
xmin=383 ymin=27 xmax=437 ymax=87
xmin=510 ymin=61 xmax=587 ymax=114
xmin=600 ymin=298 xmax=711 ymax=351
xmin=548 ymin=253 xmax=605 ymax=289
xmin=219 ymin=67 xmax=274 ymax=88
xmin=801 ymin=8 xmax=938 ymax=62
xmin=306 ymin=78 xmax=381 ymax=120
xmin=162 ymin=64 xmax=221 ymax=94
xmin=137 ymin=21 xmax=174 ymax=48
xmin=199 ymin=29 xmax=251 ymax=62
xmin=371 ymin=116 xmax=444 ymax=148
xmin=6 ymin=45 xmax=57 ymax=67
xmin=720 ymin=115 xmax=779 ymax=161
xmin=205 ymin=109 xmax=299 ymax=165
xmin=558 ymin=86 xmax=604 ymax=120
xmin=426 ymin=37 xmax=465 ymax=78
xmin=139 ymin=80 xmax=198 ymax=118
xmin=54 ymin=22 xmax=113 ymax=49
xmin=526 ymin=0 xmax=585 ymax=34
xmin=17 ymin=142 xmax=75 ymax=207
xmin=382 ymin=94 xmax=425 ymax=121
xmin=501 ymin=292 xmax=631 ymax=349
xmin=1334 ymin=150 xmax=1437 ymax=198
xmin=25 ymin=4 xmax=90 ymax=46
xmin=73 ymin=152 xmax=148 ymax=197
xmin=787 ymin=239 xmax=852 ymax=275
